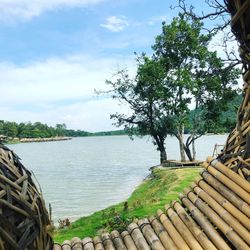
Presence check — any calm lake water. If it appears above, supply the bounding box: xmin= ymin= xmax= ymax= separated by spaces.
xmin=8 ymin=134 xmax=227 ymax=223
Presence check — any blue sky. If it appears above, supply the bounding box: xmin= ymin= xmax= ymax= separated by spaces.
xmin=0 ymin=0 xmax=228 ymax=132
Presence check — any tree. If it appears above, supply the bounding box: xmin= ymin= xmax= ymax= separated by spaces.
xmin=3 ymin=122 xmax=18 ymax=138
xmin=55 ymin=123 xmax=67 ymax=136
xmin=152 ymin=13 xmax=239 ymax=161
xmin=105 ymin=13 xmax=239 ymax=163
xmin=105 ymin=58 xmax=173 ymax=163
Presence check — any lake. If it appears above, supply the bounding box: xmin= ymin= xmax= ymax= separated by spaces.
xmin=8 ymin=134 xmax=227 ymax=224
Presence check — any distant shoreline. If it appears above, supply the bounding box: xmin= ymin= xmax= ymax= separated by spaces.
xmin=2 ymin=136 xmax=72 ymax=144
xmin=20 ymin=136 xmax=72 ymax=143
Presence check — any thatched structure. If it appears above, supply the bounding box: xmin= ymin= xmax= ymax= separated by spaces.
xmin=0 ymin=144 xmax=52 ymax=249
xmin=219 ymin=0 xmax=250 ymax=180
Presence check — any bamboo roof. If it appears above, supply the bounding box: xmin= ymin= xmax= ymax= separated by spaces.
xmin=53 ymin=158 xmax=250 ymax=250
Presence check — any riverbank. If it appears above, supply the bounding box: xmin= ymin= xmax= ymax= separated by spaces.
xmin=19 ymin=136 xmax=72 ymax=143
xmin=54 ymin=167 xmax=201 ymax=243
xmin=3 ymin=136 xmax=72 ymax=144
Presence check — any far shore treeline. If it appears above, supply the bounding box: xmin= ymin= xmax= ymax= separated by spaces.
xmin=0 ymin=94 xmax=241 ymax=141
xmin=0 ymin=120 xmax=128 ymax=139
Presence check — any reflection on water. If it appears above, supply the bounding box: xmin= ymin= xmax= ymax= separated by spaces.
xmin=9 ymin=134 xmax=227 ymax=223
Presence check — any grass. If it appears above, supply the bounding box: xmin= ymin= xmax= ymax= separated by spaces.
xmin=53 ymin=167 xmax=201 ymax=243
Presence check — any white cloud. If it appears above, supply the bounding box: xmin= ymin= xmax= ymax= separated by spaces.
xmin=147 ymin=15 xmax=167 ymax=26
xmin=0 ymin=55 xmax=133 ymax=104
xmin=0 ymin=54 xmax=135 ymax=131
xmin=0 ymin=0 xmax=104 ymax=21
xmin=100 ymin=16 xmax=128 ymax=32
xmin=0 ymin=98 xmax=129 ymax=132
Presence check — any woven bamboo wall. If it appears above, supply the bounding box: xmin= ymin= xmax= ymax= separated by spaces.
xmin=219 ymin=0 xmax=250 ymax=180
xmin=0 ymin=144 xmax=53 ymax=249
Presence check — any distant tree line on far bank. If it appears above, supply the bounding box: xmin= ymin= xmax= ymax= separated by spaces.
xmin=0 ymin=121 xmax=90 ymax=139
xmin=0 ymin=94 xmax=241 ymax=141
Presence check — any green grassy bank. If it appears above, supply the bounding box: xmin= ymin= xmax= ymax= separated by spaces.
xmin=54 ymin=167 xmax=201 ymax=243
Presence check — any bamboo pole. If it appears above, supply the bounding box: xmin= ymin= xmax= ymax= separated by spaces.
xmin=202 ymin=162 xmax=250 ymax=205
xmin=156 ymin=209 xmax=190 ymax=250
xmin=82 ymin=237 xmax=94 ymax=250
xmin=207 ymin=157 xmax=250 ymax=192
xmin=195 ymin=177 xmax=250 ymax=230
xmin=101 ymin=233 xmax=115 ymax=250
xmin=62 ymin=240 xmax=72 ymax=250
xmin=93 ymin=236 xmax=104 ymax=250
xmin=179 ymin=193 xmax=231 ymax=250
xmin=127 ymin=223 xmax=150 ymax=250
xmin=172 ymin=201 xmax=217 ymax=250
xmin=138 ymin=218 xmax=165 ymax=250
xmin=53 ymin=243 xmax=62 ymax=250
xmin=185 ymin=189 xmax=249 ymax=250
xmin=201 ymin=170 xmax=250 ymax=217
xmin=110 ymin=231 xmax=127 ymax=250
xmin=120 ymin=231 xmax=137 ymax=250
xmin=148 ymin=215 xmax=178 ymax=250
xmin=71 ymin=237 xmax=83 ymax=250
xmin=165 ymin=205 xmax=203 ymax=250
xmin=191 ymin=183 xmax=250 ymax=245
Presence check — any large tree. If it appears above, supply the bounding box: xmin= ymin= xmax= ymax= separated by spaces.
xmin=105 ymin=58 xmax=174 ymax=163
xmin=152 ymin=13 xmax=239 ymax=161
xmin=105 ymin=13 xmax=239 ymax=163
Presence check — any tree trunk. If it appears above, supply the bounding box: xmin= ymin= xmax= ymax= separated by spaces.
xmin=176 ymin=126 xmax=186 ymax=162
xmin=160 ymin=148 xmax=167 ymax=164
xmin=192 ymin=139 xmax=196 ymax=161
xmin=183 ymin=143 xmax=193 ymax=161
xmin=178 ymin=135 xmax=186 ymax=162
xmin=153 ymin=136 xmax=167 ymax=164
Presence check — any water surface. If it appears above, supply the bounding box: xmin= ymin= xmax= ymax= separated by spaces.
xmin=9 ymin=134 xmax=227 ymax=223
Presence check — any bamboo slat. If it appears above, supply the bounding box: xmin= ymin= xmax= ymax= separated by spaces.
xmin=137 ymin=218 xmax=164 ymax=250
xmin=148 ymin=216 xmax=178 ymax=250
xmin=120 ymin=231 xmax=137 ymax=250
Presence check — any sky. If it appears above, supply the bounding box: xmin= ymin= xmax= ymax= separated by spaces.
xmin=0 ymin=0 xmax=232 ymax=132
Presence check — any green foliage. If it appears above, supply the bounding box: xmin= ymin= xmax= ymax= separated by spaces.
xmin=0 ymin=120 xmax=90 ymax=139
xmin=54 ymin=167 xmax=201 ymax=243
xmin=105 ymin=13 xmax=240 ymax=162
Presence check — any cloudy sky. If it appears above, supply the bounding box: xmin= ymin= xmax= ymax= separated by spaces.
xmin=0 ymin=0 xmax=222 ymax=132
